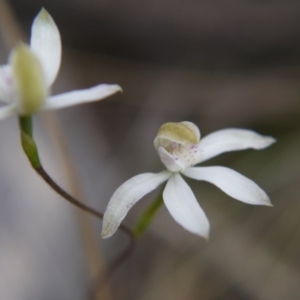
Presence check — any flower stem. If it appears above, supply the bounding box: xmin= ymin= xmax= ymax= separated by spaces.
xmin=19 ymin=116 xmax=41 ymax=168
xmin=18 ymin=116 xmax=135 ymax=284
xmin=18 ymin=115 xmax=133 ymax=237
xmin=33 ymin=166 xmax=134 ymax=237
xmin=19 ymin=115 xmax=33 ymax=136
xmin=134 ymin=187 xmax=164 ymax=238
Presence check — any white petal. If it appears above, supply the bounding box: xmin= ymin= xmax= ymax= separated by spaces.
xmin=198 ymin=129 xmax=276 ymax=163
xmin=0 ymin=104 xmax=17 ymax=120
xmin=43 ymin=84 xmax=122 ymax=110
xmin=0 ymin=65 xmax=14 ymax=103
xmin=163 ymin=173 xmax=210 ymax=238
xmin=102 ymin=170 xmax=171 ymax=238
xmin=183 ymin=166 xmax=272 ymax=206
xmin=30 ymin=8 xmax=61 ymax=87
xmin=0 ymin=70 xmax=9 ymax=103
xmin=157 ymin=147 xmax=184 ymax=172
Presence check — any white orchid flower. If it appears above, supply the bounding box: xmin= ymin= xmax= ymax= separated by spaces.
xmin=102 ymin=121 xmax=275 ymax=239
xmin=0 ymin=8 xmax=121 ymax=119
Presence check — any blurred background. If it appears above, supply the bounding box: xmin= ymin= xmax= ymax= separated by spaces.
xmin=0 ymin=0 xmax=300 ymax=299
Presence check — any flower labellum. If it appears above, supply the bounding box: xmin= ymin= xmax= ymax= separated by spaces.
xmin=0 ymin=8 xmax=122 ymax=119
xmin=11 ymin=44 xmax=47 ymax=115
xmin=102 ymin=122 xmax=276 ymax=239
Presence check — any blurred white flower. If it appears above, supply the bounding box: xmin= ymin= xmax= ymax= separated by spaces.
xmin=0 ymin=8 xmax=121 ymax=118
xmin=102 ymin=121 xmax=275 ymax=239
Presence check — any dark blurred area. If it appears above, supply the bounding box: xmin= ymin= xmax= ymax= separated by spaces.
xmin=1 ymin=0 xmax=300 ymax=300
xmin=9 ymin=0 xmax=300 ymax=69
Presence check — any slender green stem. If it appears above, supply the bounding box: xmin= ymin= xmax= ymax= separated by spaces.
xmin=34 ymin=166 xmax=134 ymax=238
xmin=134 ymin=187 xmax=164 ymax=238
xmin=18 ymin=116 xmax=132 ymax=234
xmin=19 ymin=116 xmax=33 ymax=137
xmin=19 ymin=116 xmax=41 ymax=168
xmin=18 ymin=116 xmax=135 ymax=283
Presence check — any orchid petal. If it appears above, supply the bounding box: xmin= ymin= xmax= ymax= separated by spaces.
xmin=183 ymin=166 xmax=272 ymax=206
xmin=157 ymin=147 xmax=184 ymax=172
xmin=163 ymin=173 xmax=210 ymax=238
xmin=0 ymin=104 xmax=17 ymax=120
xmin=102 ymin=171 xmax=171 ymax=238
xmin=0 ymin=65 xmax=13 ymax=103
xmin=43 ymin=84 xmax=122 ymax=110
xmin=30 ymin=8 xmax=61 ymax=87
xmin=198 ymin=129 xmax=276 ymax=163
